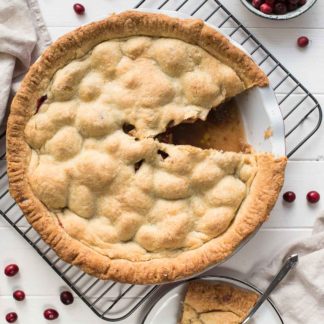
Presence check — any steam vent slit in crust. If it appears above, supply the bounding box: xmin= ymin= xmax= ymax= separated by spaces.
xmin=7 ymin=11 xmax=287 ymax=284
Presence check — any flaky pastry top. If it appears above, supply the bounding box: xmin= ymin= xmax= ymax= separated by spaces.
xmin=23 ymin=35 xmax=262 ymax=261
xmin=7 ymin=11 xmax=285 ymax=283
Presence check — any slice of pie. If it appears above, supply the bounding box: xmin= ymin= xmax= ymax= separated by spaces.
xmin=180 ymin=281 xmax=259 ymax=324
xmin=6 ymin=11 xmax=286 ymax=284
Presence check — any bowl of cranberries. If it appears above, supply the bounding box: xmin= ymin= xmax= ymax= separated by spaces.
xmin=241 ymin=0 xmax=317 ymax=20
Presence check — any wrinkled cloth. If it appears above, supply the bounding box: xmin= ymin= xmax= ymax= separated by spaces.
xmin=251 ymin=213 xmax=324 ymax=323
xmin=0 ymin=0 xmax=50 ymax=125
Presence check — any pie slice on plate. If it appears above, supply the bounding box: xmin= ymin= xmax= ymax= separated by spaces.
xmin=7 ymin=11 xmax=286 ymax=284
xmin=180 ymin=281 xmax=259 ymax=324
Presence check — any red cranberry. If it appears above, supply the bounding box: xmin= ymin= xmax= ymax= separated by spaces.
xmin=297 ymin=36 xmax=309 ymax=48
xmin=13 ymin=290 xmax=25 ymax=301
xmin=307 ymin=191 xmax=320 ymax=203
xmin=5 ymin=312 xmax=18 ymax=323
xmin=288 ymin=3 xmax=298 ymax=11
xmin=4 ymin=264 xmax=19 ymax=277
xmin=274 ymin=2 xmax=288 ymax=14
xmin=283 ymin=191 xmax=296 ymax=203
xmin=289 ymin=0 xmax=299 ymax=4
xmin=73 ymin=3 xmax=85 ymax=15
xmin=299 ymin=0 xmax=307 ymax=5
xmin=44 ymin=309 xmax=59 ymax=320
xmin=260 ymin=3 xmax=273 ymax=14
xmin=60 ymin=291 xmax=74 ymax=305
xmin=252 ymin=0 xmax=263 ymax=9
xmin=265 ymin=0 xmax=275 ymax=5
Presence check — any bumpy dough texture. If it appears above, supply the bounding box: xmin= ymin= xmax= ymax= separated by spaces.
xmin=25 ymin=36 xmax=258 ymax=261
xmin=180 ymin=281 xmax=258 ymax=324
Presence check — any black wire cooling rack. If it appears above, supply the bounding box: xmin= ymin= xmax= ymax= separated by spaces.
xmin=0 ymin=0 xmax=322 ymax=322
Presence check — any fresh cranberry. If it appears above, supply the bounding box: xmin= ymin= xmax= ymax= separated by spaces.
xmin=73 ymin=3 xmax=85 ymax=15
xmin=299 ymin=0 xmax=307 ymax=5
xmin=13 ymin=290 xmax=25 ymax=301
xmin=4 ymin=264 xmax=19 ymax=277
xmin=260 ymin=3 xmax=273 ymax=14
xmin=265 ymin=0 xmax=275 ymax=5
xmin=44 ymin=309 xmax=59 ymax=320
xmin=297 ymin=36 xmax=309 ymax=48
xmin=307 ymin=191 xmax=320 ymax=203
xmin=274 ymin=2 xmax=288 ymax=14
xmin=60 ymin=291 xmax=74 ymax=305
xmin=252 ymin=0 xmax=263 ymax=9
xmin=5 ymin=312 xmax=18 ymax=323
xmin=283 ymin=191 xmax=296 ymax=203
xmin=289 ymin=0 xmax=299 ymax=4
xmin=288 ymin=3 xmax=298 ymax=11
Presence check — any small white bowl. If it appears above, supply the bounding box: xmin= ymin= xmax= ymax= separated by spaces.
xmin=241 ymin=0 xmax=317 ymax=20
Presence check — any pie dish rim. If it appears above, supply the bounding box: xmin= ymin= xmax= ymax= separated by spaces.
xmin=6 ymin=10 xmax=286 ymax=284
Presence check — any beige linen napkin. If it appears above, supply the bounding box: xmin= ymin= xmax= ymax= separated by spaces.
xmin=251 ymin=213 xmax=324 ymax=323
xmin=0 ymin=0 xmax=50 ymax=125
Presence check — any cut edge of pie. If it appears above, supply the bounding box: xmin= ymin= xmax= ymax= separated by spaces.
xmin=179 ymin=281 xmax=259 ymax=324
xmin=6 ymin=11 xmax=286 ymax=284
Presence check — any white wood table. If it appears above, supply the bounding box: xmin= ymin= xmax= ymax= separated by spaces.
xmin=1 ymin=0 xmax=323 ymax=322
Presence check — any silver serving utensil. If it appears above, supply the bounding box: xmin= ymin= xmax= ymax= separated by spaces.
xmin=241 ymin=254 xmax=299 ymax=324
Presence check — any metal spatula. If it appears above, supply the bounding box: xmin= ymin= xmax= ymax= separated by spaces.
xmin=241 ymin=254 xmax=299 ymax=324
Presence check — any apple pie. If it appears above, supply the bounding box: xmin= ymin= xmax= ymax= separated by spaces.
xmin=180 ymin=281 xmax=259 ymax=324
xmin=7 ymin=11 xmax=286 ymax=284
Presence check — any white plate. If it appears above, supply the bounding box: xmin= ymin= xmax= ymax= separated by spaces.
xmin=142 ymin=276 xmax=284 ymax=324
xmin=131 ymin=9 xmax=286 ymax=156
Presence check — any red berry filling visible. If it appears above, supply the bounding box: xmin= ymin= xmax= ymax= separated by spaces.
xmin=44 ymin=309 xmax=59 ymax=320
xmin=283 ymin=191 xmax=296 ymax=203
xmin=73 ymin=3 xmax=85 ymax=15
xmin=247 ymin=0 xmax=307 ymax=15
xmin=4 ymin=264 xmax=19 ymax=277
xmin=13 ymin=290 xmax=25 ymax=301
xmin=306 ymin=191 xmax=320 ymax=203
xmin=297 ymin=36 xmax=309 ymax=48
xmin=60 ymin=291 xmax=74 ymax=305
xmin=5 ymin=312 xmax=18 ymax=323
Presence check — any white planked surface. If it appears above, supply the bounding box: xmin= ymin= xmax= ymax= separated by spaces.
xmin=1 ymin=0 xmax=323 ymax=323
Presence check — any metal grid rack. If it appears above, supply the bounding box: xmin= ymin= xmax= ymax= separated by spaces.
xmin=0 ymin=0 xmax=322 ymax=322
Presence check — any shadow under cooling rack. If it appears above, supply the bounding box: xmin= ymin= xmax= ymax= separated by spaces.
xmin=0 ymin=0 xmax=322 ymax=322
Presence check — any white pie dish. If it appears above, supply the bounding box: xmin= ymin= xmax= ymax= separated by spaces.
xmin=132 ymin=9 xmax=286 ymax=157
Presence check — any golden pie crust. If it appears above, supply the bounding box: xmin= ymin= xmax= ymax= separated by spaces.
xmin=180 ymin=281 xmax=258 ymax=324
xmin=7 ymin=11 xmax=286 ymax=284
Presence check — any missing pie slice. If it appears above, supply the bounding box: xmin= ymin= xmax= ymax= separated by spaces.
xmin=7 ymin=11 xmax=286 ymax=284
xmin=180 ymin=281 xmax=259 ymax=324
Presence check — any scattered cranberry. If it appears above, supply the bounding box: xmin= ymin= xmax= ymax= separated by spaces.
xmin=44 ymin=309 xmax=59 ymax=320
xmin=297 ymin=36 xmax=309 ymax=48
xmin=60 ymin=291 xmax=74 ymax=305
xmin=13 ymin=290 xmax=25 ymax=301
xmin=4 ymin=264 xmax=19 ymax=277
xmin=306 ymin=191 xmax=320 ymax=204
xmin=260 ymin=3 xmax=273 ymax=14
xmin=5 ymin=312 xmax=18 ymax=323
xmin=283 ymin=191 xmax=296 ymax=203
xmin=73 ymin=3 xmax=85 ymax=15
